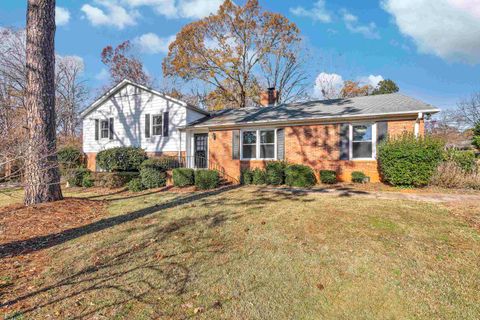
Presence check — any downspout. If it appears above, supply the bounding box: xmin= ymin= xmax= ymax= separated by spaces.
xmin=414 ymin=112 xmax=423 ymax=137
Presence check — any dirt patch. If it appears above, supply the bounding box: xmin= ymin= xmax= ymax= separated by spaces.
xmin=0 ymin=198 xmax=108 ymax=313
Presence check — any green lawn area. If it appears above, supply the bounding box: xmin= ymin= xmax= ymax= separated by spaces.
xmin=1 ymin=186 xmax=479 ymax=319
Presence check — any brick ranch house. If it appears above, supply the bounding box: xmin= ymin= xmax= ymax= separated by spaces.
xmin=81 ymin=79 xmax=440 ymax=182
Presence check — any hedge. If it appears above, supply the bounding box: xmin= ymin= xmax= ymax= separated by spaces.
xmin=195 ymin=170 xmax=219 ymax=190
xmin=266 ymin=161 xmax=287 ymax=185
xmin=67 ymin=167 xmax=91 ymax=187
xmin=94 ymin=172 xmax=140 ymax=188
xmin=127 ymin=178 xmax=146 ymax=192
xmin=96 ymin=147 xmax=147 ymax=172
xmin=285 ymin=164 xmax=316 ymax=188
xmin=351 ymin=171 xmax=368 ymax=184
xmin=173 ymin=168 xmax=195 ymax=187
xmin=378 ymin=134 xmax=444 ymax=186
xmin=252 ymin=168 xmax=267 ymax=185
xmin=58 ymin=146 xmax=83 ymax=170
xmin=320 ymin=170 xmax=337 ymax=184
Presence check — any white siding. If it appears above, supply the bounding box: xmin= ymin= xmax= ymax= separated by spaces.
xmin=82 ymin=84 xmax=206 ymax=154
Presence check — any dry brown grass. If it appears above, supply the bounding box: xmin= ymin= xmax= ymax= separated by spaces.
xmin=1 ymin=186 xmax=479 ymax=319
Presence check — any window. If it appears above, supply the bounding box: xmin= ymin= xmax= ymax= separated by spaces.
xmin=100 ymin=120 xmax=109 ymax=139
xmin=242 ymin=131 xmax=257 ymax=159
xmin=260 ymin=130 xmax=275 ymax=159
xmin=152 ymin=115 xmax=163 ymax=136
xmin=241 ymin=129 xmax=276 ymax=160
xmin=351 ymin=124 xmax=375 ymax=159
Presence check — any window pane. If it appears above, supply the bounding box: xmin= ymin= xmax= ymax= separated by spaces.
xmin=242 ymin=145 xmax=256 ymax=159
xmin=153 ymin=115 xmax=162 ymax=125
xmin=260 ymin=144 xmax=275 ymax=158
xmin=260 ymin=130 xmax=275 ymax=144
xmin=101 ymin=121 xmax=109 ymax=138
xmin=353 ymin=125 xmax=372 ymax=141
xmin=243 ymin=131 xmax=256 ymax=144
xmin=353 ymin=142 xmax=372 ymax=158
xmin=153 ymin=125 xmax=162 ymax=136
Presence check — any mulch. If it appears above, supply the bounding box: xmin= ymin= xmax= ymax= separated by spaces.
xmin=0 ymin=198 xmax=108 ymax=313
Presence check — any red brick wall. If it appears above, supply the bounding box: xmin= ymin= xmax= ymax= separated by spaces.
xmin=208 ymin=119 xmax=420 ymax=183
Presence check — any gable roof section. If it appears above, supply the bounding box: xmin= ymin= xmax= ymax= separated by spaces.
xmin=80 ymin=79 xmax=209 ymax=119
xmin=187 ymin=93 xmax=440 ymax=128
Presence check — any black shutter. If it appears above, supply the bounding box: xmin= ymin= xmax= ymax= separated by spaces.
xmin=163 ymin=112 xmax=169 ymax=137
xmin=145 ymin=114 xmax=150 ymax=138
xmin=339 ymin=123 xmax=350 ymax=160
xmin=277 ymin=128 xmax=285 ymax=160
xmin=109 ymin=117 xmax=114 ymax=140
xmin=232 ymin=130 xmax=240 ymax=160
xmin=95 ymin=119 xmax=99 ymax=141
xmin=377 ymin=121 xmax=388 ymax=144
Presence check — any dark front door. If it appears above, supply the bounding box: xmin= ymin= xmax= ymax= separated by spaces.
xmin=194 ymin=133 xmax=208 ymax=168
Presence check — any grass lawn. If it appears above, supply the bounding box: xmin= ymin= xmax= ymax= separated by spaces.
xmin=1 ymin=186 xmax=479 ymax=319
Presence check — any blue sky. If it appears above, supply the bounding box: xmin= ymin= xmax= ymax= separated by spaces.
xmin=1 ymin=0 xmax=479 ymax=110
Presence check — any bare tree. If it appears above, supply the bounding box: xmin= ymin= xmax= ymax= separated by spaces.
xmin=56 ymin=56 xmax=88 ymax=137
xmin=457 ymin=91 xmax=480 ymax=126
xmin=24 ymin=0 xmax=63 ymax=204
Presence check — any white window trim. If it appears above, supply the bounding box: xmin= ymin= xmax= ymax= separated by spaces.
xmin=349 ymin=123 xmax=377 ymax=161
xmin=151 ymin=114 xmax=163 ymax=137
xmin=240 ymin=128 xmax=277 ymax=160
xmin=100 ymin=119 xmax=109 ymax=140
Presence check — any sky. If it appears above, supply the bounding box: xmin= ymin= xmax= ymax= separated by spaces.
xmin=1 ymin=0 xmax=479 ymax=110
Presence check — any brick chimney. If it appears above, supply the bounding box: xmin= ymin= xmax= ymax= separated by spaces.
xmin=260 ymin=87 xmax=278 ymax=107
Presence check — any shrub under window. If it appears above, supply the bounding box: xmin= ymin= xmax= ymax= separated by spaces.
xmin=351 ymin=171 xmax=369 ymax=183
xmin=285 ymin=164 xmax=316 ymax=187
xmin=320 ymin=170 xmax=337 ymax=184
xmin=266 ymin=161 xmax=286 ymax=185
xmin=241 ymin=169 xmax=253 ymax=185
xmin=252 ymin=168 xmax=267 ymax=185
xmin=96 ymin=147 xmax=147 ymax=172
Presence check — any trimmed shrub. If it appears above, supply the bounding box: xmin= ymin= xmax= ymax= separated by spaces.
xmin=94 ymin=172 xmax=139 ymax=188
xmin=81 ymin=171 xmax=94 ymax=188
xmin=378 ymin=134 xmax=444 ymax=186
xmin=285 ymin=164 xmax=316 ymax=188
xmin=67 ymin=167 xmax=91 ymax=187
xmin=266 ymin=161 xmax=287 ymax=185
xmin=444 ymin=149 xmax=476 ymax=173
xmin=252 ymin=168 xmax=267 ymax=185
xmin=351 ymin=171 xmax=369 ymax=184
xmin=58 ymin=146 xmax=83 ymax=170
xmin=195 ymin=170 xmax=219 ymax=190
xmin=320 ymin=170 xmax=337 ymax=184
xmin=140 ymin=168 xmax=167 ymax=189
xmin=127 ymin=178 xmax=146 ymax=192
xmin=241 ymin=169 xmax=253 ymax=185
xmin=96 ymin=147 xmax=147 ymax=172
xmin=173 ymin=168 xmax=195 ymax=187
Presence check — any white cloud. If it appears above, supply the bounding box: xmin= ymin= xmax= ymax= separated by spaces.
xmin=341 ymin=9 xmax=380 ymax=39
xmin=56 ymin=6 xmax=71 ymax=26
xmin=81 ymin=1 xmax=139 ymax=29
xmin=313 ymin=72 xmax=344 ymax=99
xmin=382 ymin=0 xmax=480 ymax=63
xmin=135 ymin=33 xmax=176 ymax=54
xmin=290 ymin=0 xmax=332 ymax=23
xmin=122 ymin=0 xmax=222 ymax=19
xmin=358 ymin=75 xmax=384 ymax=88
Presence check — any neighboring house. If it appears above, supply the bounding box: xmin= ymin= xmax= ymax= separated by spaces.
xmin=81 ymin=80 xmax=439 ymax=182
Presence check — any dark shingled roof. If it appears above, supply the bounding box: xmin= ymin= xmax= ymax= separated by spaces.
xmin=187 ymin=93 xmax=439 ymax=128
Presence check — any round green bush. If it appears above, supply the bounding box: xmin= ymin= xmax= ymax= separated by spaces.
xmin=58 ymin=146 xmax=83 ymax=170
xmin=140 ymin=168 xmax=166 ymax=189
xmin=285 ymin=164 xmax=316 ymax=188
xmin=195 ymin=170 xmax=219 ymax=190
xmin=241 ymin=169 xmax=253 ymax=185
xmin=320 ymin=170 xmax=337 ymax=184
xmin=94 ymin=172 xmax=139 ymax=189
xmin=378 ymin=134 xmax=444 ymax=186
xmin=82 ymin=173 xmax=94 ymax=188
xmin=351 ymin=171 xmax=368 ymax=183
xmin=443 ymin=149 xmax=476 ymax=173
xmin=96 ymin=147 xmax=147 ymax=172
xmin=266 ymin=161 xmax=287 ymax=185
xmin=127 ymin=178 xmax=146 ymax=192
xmin=173 ymin=168 xmax=195 ymax=187
xmin=252 ymin=168 xmax=267 ymax=185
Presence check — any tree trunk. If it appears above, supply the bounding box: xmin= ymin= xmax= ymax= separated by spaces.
xmin=24 ymin=0 xmax=63 ymax=205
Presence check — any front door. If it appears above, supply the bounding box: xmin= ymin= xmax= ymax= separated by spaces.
xmin=194 ymin=133 xmax=208 ymax=169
